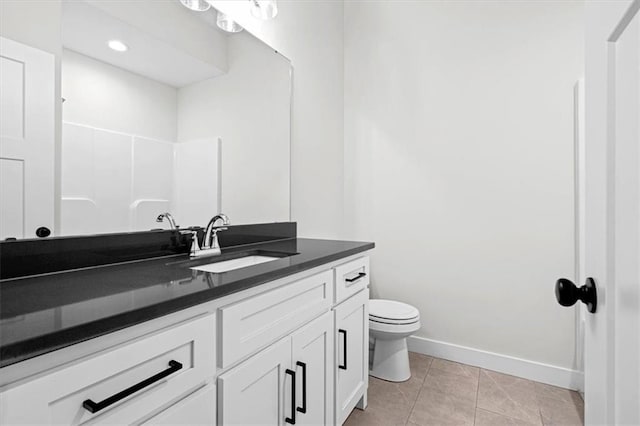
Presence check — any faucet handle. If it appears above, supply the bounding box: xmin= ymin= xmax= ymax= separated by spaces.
xmin=212 ymin=227 xmax=228 ymax=234
xmin=190 ymin=231 xmax=201 ymax=255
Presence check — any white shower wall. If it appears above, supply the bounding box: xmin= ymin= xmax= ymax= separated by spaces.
xmin=61 ymin=123 xmax=220 ymax=235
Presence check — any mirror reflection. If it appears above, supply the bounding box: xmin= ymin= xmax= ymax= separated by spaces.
xmin=0 ymin=0 xmax=291 ymax=240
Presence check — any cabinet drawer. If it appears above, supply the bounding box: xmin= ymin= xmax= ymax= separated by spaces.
xmin=145 ymin=383 xmax=216 ymax=425
xmin=219 ymin=270 xmax=333 ymax=368
xmin=334 ymin=257 xmax=370 ymax=304
xmin=0 ymin=315 xmax=216 ymax=425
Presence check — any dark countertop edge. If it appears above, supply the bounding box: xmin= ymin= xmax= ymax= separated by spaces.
xmin=0 ymin=241 xmax=374 ymax=368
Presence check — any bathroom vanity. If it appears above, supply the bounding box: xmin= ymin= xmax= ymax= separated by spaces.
xmin=0 ymin=227 xmax=373 ymax=425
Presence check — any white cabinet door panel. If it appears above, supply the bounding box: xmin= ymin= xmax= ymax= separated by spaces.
xmin=291 ymin=311 xmax=334 ymax=426
xmin=335 ymin=289 xmax=369 ymax=425
xmin=218 ymin=337 xmax=292 ymax=425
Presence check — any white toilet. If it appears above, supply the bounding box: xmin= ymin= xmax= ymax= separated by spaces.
xmin=369 ymin=299 xmax=421 ymax=382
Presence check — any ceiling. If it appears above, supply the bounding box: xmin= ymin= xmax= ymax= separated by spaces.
xmin=62 ymin=0 xmax=227 ymax=88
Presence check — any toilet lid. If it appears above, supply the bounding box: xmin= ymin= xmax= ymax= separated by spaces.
xmin=369 ymin=299 xmax=420 ymax=321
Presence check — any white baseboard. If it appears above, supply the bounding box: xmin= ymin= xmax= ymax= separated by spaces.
xmin=407 ymin=336 xmax=584 ymax=391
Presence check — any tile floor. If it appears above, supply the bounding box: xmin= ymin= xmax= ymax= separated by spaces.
xmin=344 ymin=352 xmax=584 ymax=426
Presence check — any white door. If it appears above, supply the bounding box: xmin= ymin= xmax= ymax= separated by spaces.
xmin=0 ymin=37 xmax=55 ymax=239
xmin=218 ymin=337 xmax=292 ymax=425
xmin=334 ymin=289 xmax=369 ymax=425
xmin=291 ymin=311 xmax=334 ymax=426
xmin=583 ymin=1 xmax=640 ymax=424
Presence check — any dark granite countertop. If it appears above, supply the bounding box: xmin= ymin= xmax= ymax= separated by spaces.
xmin=0 ymin=238 xmax=373 ymax=367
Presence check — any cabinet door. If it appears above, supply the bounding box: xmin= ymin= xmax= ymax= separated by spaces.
xmin=145 ymin=384 xmax=215 ymax=425
xmin=218 ymin=337 xmax=292 ymax=425
xmin=291 ymin=311 xmax=334 ymax=426
xmin=334 ymin=289 xmax=369 ymax=425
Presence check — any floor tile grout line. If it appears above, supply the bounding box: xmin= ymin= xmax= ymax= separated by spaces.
xmin=476 ymin=405 xmax=545 ymax=425
xmin=404 ymin=355 xmax=434 ymax=426
xmin=481 ymin=368 xmax=542 ymax=423
xmin=533 ymin=381 xmax=545 ymax=426
xmin=473 ymin=368 xmax=481 ymax=425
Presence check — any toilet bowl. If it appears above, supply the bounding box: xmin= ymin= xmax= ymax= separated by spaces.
xmin=369 ymin=299 xmax=420 ymax=382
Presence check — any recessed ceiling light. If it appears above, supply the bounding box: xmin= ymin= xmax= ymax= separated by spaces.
xmin=107 ymin=40 xmax=128 ymax=52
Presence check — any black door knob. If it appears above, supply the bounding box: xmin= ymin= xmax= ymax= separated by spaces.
xmin=555 ymin=277 xmax=597 ymax=313
xmin=35 ymin=227 xmax=51 ymax=238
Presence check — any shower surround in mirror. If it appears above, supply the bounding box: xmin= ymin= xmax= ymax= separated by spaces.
xmin=2 ymin=0 xmax=291 ymax=239
xmin=60 ymin=122 xmax=219 ymax=236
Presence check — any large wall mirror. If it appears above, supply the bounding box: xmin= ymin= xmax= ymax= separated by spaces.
xmin=0 ymin=0 xmax=291 ymax=240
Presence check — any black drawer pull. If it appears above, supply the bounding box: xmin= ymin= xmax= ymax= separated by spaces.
xmin=285 ymin=368 xmax=296 ymax=424
xmin=296 ymin=361 xmax=307 ymax=414
xmin=345 ymin=272 xmax=366 ymax=283
xmin=338 ymin=329 xmax=348 ymax=370
xmin=82 ymin=360 xmax=183 ymax=414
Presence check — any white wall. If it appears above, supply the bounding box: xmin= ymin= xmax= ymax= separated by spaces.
xmin=62 ymin=49 xmax=178 ymax=142
xmin=209 ymin=1 xmax=344 ymax=238
xmin=177 ymin=31 xmax=290 ymax=225
xmin=344 ymin=1 xmax=584 ymax=371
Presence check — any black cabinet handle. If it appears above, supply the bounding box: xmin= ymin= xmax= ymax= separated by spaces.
xmin=82 ymin=360 xmax=182 ymax=414
xmin=285 ymin=368 xmax=296 ymax=425
xmin=338 ymin=329 xmax=347 ymax=370
xmin=345 ymin=272 xmax=366 ymax=283
xmin=296 ymin=361 xmax=307 ymax=414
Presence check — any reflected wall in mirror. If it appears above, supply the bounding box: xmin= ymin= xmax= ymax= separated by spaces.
xmin=0 ymin=0 xmax=291 ymax=240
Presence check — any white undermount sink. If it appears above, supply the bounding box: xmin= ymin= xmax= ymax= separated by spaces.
xmin=190 ymin=255 xmax=280 ymax=273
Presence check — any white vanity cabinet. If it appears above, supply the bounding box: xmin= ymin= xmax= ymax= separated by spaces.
xmin=218 ymin=312 xmax=334 ymax=425
xmin=218 ymin=256 xmax=370 ymax=426
xmin=217 ymin=267 xmax=335 ymax=426
xmin=0 ymin=254 xmax=372 ymax=426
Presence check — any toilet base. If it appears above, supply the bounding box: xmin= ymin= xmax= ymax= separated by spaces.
xmin=369 ymin=337 xmax=411 ymax=382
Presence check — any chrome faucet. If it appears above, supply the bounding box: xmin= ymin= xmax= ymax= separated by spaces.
xmin=203 ymin=213 xmax=230 ymax=249
xmin=156 ymin=212 xmax=178 ymax=230
xmin=190 ymin=213 xmax=230 ymax=258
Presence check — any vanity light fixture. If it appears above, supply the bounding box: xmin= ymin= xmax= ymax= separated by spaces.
xmin=250 ymin=0 xmax=278 ymax=20
xmin=107 ymin=40 xmax=128 ymax=52
xmin=216 ymin=11 xmax=243 ymax=33
xmin=179 ymin=0 xmax=211 ymax=12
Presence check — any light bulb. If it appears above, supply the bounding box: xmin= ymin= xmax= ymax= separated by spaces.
xmin=250 ymin=0 xmax=278 ymax=20
xmin=180 ymin=0 xmax=211 ymax=12
xmin=216 ymin=11 xmax=243 ymax=33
